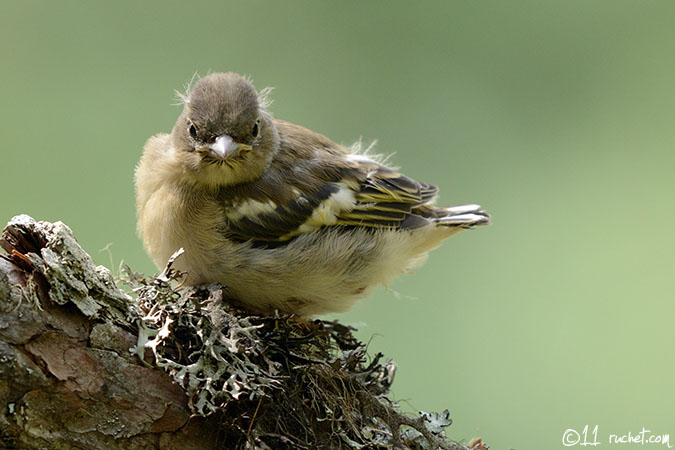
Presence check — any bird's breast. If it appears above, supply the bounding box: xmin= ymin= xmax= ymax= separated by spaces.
xmin=139 ymin=184 xmax=227 ymax=281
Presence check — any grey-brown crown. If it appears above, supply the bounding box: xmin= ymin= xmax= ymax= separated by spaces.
xmin=185 ymin=72 xmax=261 ymax=142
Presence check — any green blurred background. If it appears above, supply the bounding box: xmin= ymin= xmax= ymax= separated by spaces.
xmin=2 ymin=1 xmax=674 ymax=448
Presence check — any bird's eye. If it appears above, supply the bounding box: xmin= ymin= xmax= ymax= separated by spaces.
xmin=188 ymin=122 xmax=198 ymax=139
xmin=251 ymin=120 xmax=260 ymax=138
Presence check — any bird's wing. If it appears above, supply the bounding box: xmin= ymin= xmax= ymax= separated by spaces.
xmin=221 ymin=153 xmax=439 ymax=244
xmin=335 ymin=157 xmax=438 ymax=229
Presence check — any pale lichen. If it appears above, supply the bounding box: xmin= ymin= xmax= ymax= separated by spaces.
xmin=119 ymin=250 xmax=476 ymax=449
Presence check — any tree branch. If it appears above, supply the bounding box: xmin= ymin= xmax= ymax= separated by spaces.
xmin=0 ymin=215 xmax=485 ymax=450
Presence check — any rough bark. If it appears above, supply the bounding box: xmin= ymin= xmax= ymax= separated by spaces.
xmin=0 ymin=215 xmax=485 ymax=450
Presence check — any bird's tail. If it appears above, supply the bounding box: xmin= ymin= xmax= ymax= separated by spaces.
xmin=415 ymin=204 xmax=491 ymax=228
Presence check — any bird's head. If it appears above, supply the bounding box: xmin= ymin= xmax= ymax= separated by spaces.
xmin=172 ymin=72 xmax=279 ymax=187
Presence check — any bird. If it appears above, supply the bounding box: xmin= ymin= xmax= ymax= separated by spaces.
xmin=135 ymin=72 xmax=489 ymax=316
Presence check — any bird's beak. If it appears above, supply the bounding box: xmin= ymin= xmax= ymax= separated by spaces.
xmin=207 ymin=134 xmax=240 ymax=159
xmin=203 ymin=134 xmax=254 ymax=160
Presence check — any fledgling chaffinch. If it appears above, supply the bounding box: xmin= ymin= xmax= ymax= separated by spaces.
xmin=135 ymin=72 xmax=489 ymax=316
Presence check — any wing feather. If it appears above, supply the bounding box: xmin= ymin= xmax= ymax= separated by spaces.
xmin=221 ymin=123 xmax=440 ymax=243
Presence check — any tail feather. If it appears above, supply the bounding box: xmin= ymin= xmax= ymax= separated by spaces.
xmin=416 ymin=204 xmax=491 ymax=228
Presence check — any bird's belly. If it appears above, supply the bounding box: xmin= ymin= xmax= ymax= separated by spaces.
xmin=191 ymin=227 xmax=444 ymax=316
xmin=142 ymin=190 xmax=447 ymax=316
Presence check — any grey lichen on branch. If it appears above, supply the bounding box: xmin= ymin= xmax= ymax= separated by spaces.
xmin=0 ymin=215 xmax=484 ymax=450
